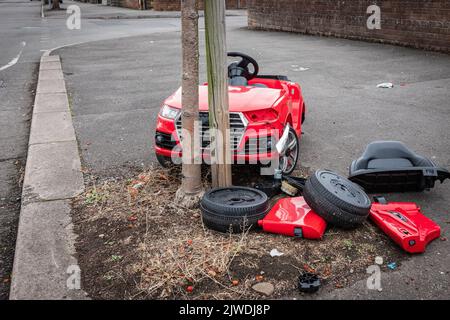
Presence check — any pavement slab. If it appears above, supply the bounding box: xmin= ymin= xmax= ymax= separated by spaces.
xmin=29 ymin=111 xmax=76 ymax=145
xmin=23 ymin=140 xmax=84 ymax=202
xmin=34 ymin=93 xmax=69 ymax=113
xmin=9 ymin=199 xmax=88 ymax=300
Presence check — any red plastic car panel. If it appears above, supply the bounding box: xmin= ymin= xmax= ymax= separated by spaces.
xmin=258 ymin=197 xmax=327 ymax=239
xmin=370 ymin=202 xmax=441 ymax=253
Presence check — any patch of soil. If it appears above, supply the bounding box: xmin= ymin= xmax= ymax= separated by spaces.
xmin=72 ymin=165 xmax=406 ymax=300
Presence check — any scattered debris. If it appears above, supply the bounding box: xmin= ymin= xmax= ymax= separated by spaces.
xmin=252 ymin=282 xmax=274 ymax=296
xmin=72 ymin=166 xmax=405 ymax=299
xmin=298 ymin=273 xmax=321 ymax=293
xmin=270 ymin=248 xmax=284 ymax=257
xmin=387 ymin=262 xmax=397 ymax=270
xmin=291 ymin=65 xmax=310 ymax=71
xmin=377 ymin=82 xmax=394 ymax=88
xmin=375 ymin=256 xmax=383 ymax=265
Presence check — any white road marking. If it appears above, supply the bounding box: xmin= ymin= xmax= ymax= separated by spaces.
xmin=0 ymin=41 xmax=26 ymax=72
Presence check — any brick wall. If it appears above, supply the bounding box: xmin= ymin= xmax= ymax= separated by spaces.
xmin=247 ymin=0 xmax=450 ymax=53
xmin=119 ymin=0 xmax=141 ymax=9
xmin=152 ymin=0 xmax=247 ymax=11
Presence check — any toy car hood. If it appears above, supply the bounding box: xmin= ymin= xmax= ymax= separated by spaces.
xmin=164 ymin=85 xmax=285 ymax=112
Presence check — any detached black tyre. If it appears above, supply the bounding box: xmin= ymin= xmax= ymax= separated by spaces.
xmin=303 ymin=170 xmax=371 ymax=228
xmin=200 ymin=187 xmax=269 ymax=233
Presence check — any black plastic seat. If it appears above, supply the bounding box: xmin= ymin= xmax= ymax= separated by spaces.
xmin=349 ymin=141 xmax=450 ymax=192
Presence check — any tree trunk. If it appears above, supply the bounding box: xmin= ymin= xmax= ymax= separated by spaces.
xmin=205 ymin=0 xmax=232 ymax=188
xmin=175 ymin=0 xmax=204 ymax=208
xmin=52 ymin=0 xmax=60 ymax=10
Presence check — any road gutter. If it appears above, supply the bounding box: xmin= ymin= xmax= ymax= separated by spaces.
xmin=9 ymin=55 xmax=88 ymax=300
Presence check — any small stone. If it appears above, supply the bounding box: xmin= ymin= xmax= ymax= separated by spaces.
xmin=99 ymin=234 xmax=105 ymax=238
xmin=252 ymin=282 xmax=274 ymax=296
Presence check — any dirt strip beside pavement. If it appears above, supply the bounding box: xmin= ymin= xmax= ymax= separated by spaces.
xmin=9 ymin=55 xmax=88 ymax=300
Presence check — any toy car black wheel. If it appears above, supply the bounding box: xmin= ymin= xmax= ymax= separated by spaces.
xmin=201 ymin=186 xmax=269 ymax=216
xmin=298 ymin=273 xmax=321 ymax=293
xmin=200 ymin=204 xmax=268 ymax=233
xmin=201 ymin=187 xmax=269 ymax=233
xmin=279 ymin=127 xmax=299 ymax=175
xmin=303 ymin=170 xmax=371 ymax=228
xmin=155 ymin=153 xmax=173 ymax=168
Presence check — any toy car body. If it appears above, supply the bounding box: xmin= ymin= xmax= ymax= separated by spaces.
xmin=370 ymin=197 xmax=441 ymax=253
xmin=154 ymin=52 xmax=306 ymax=174
xmin=258 ymin=197 xmax=327 ymax=239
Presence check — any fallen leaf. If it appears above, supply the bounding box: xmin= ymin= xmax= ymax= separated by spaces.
xmin=256 ymin=275 xmax=264 ymax=282
xmin=303 ymin=264 xmax=316 ymax=274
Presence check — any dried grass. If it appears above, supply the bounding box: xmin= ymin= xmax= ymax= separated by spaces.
xmin=72 ymin=165 xmax=404 ymax=300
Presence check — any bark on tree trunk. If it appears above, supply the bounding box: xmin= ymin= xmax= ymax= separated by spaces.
xmin=175 ymin=0 xmax=204 ymax=208
xmin=52 ymin=0 xmax=60 ymax=10
xmin=205 ymin=0 xmax=232 ymax=187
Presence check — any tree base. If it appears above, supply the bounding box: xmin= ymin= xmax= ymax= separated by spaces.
xmin=175 ymin=188 xmax=204 ymax=209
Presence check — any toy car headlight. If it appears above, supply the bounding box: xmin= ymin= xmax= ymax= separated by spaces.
xmin=245 ymin=109 xmax=278 ymax=122
xmin=160 ymin=104 xmax=179 ymax=119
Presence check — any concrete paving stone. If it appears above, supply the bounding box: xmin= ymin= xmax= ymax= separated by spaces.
xmin=33 ymin=93 xmax=69 ymax=113
xmin=9 ymin=200 xmax=88 ymax=300
xmin=23 ymin=141 xmax=84 ymax=201
xmin=29 ymin=111 xmax=76 ymax=145
xmin=41 ymin=55 xmax=60 ymax=63
xmin=38 ymin=69 xmax=64 ymax=81
xmin=36 ymin=79 xmax=66 ymax=94
xmin=39 ymin=61 xmax=62 ymax=71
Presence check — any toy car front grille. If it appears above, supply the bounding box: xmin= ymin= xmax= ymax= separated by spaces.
xmin=175 ymin=112 xmax=247 ymax=151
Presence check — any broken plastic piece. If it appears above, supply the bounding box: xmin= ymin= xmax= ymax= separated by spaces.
xmin=387 ymin=262 xmax=397 ymax=270
xmin=258 ymin=197 xmax=327 ymax=239
xmin=370 ymin=198 xmax=441 ymax=253
xmin=269 ymin=249 xmax=284 ymax=257
xmin=349 ymin=141 xmax=450 ymax=192
xmin=298 ymin=273 xmax=321 ymax=293
xmin=377 ymin=82 xmax=394 ymax=88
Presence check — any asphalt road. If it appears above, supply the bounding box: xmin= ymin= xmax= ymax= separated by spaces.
xmin=0 ymin=0 xmax=245 ymax=299
xmin=57 ymin=22 xmax=450 ymax=298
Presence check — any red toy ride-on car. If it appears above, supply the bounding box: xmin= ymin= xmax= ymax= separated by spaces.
xmin=154 ymin=52 xmax=306 ymax=174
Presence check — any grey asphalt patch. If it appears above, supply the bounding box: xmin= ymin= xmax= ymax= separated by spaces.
xmin=10 ymin=55 xmax=87 ymax=300
xmin=9 ymin=200 xmax=87 ymax=300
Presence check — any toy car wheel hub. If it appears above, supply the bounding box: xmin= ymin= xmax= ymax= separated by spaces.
xmin=317 ymin=171 xmax=370 ymax=207
xmin=280 ymin=130 xmax=298 ymax=174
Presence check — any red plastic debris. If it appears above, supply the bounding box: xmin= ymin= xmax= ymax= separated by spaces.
xmin=258 ymin=197 xmax=327 ymax=240
xmin=370 ymin=201 xmax=441 ymax=253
